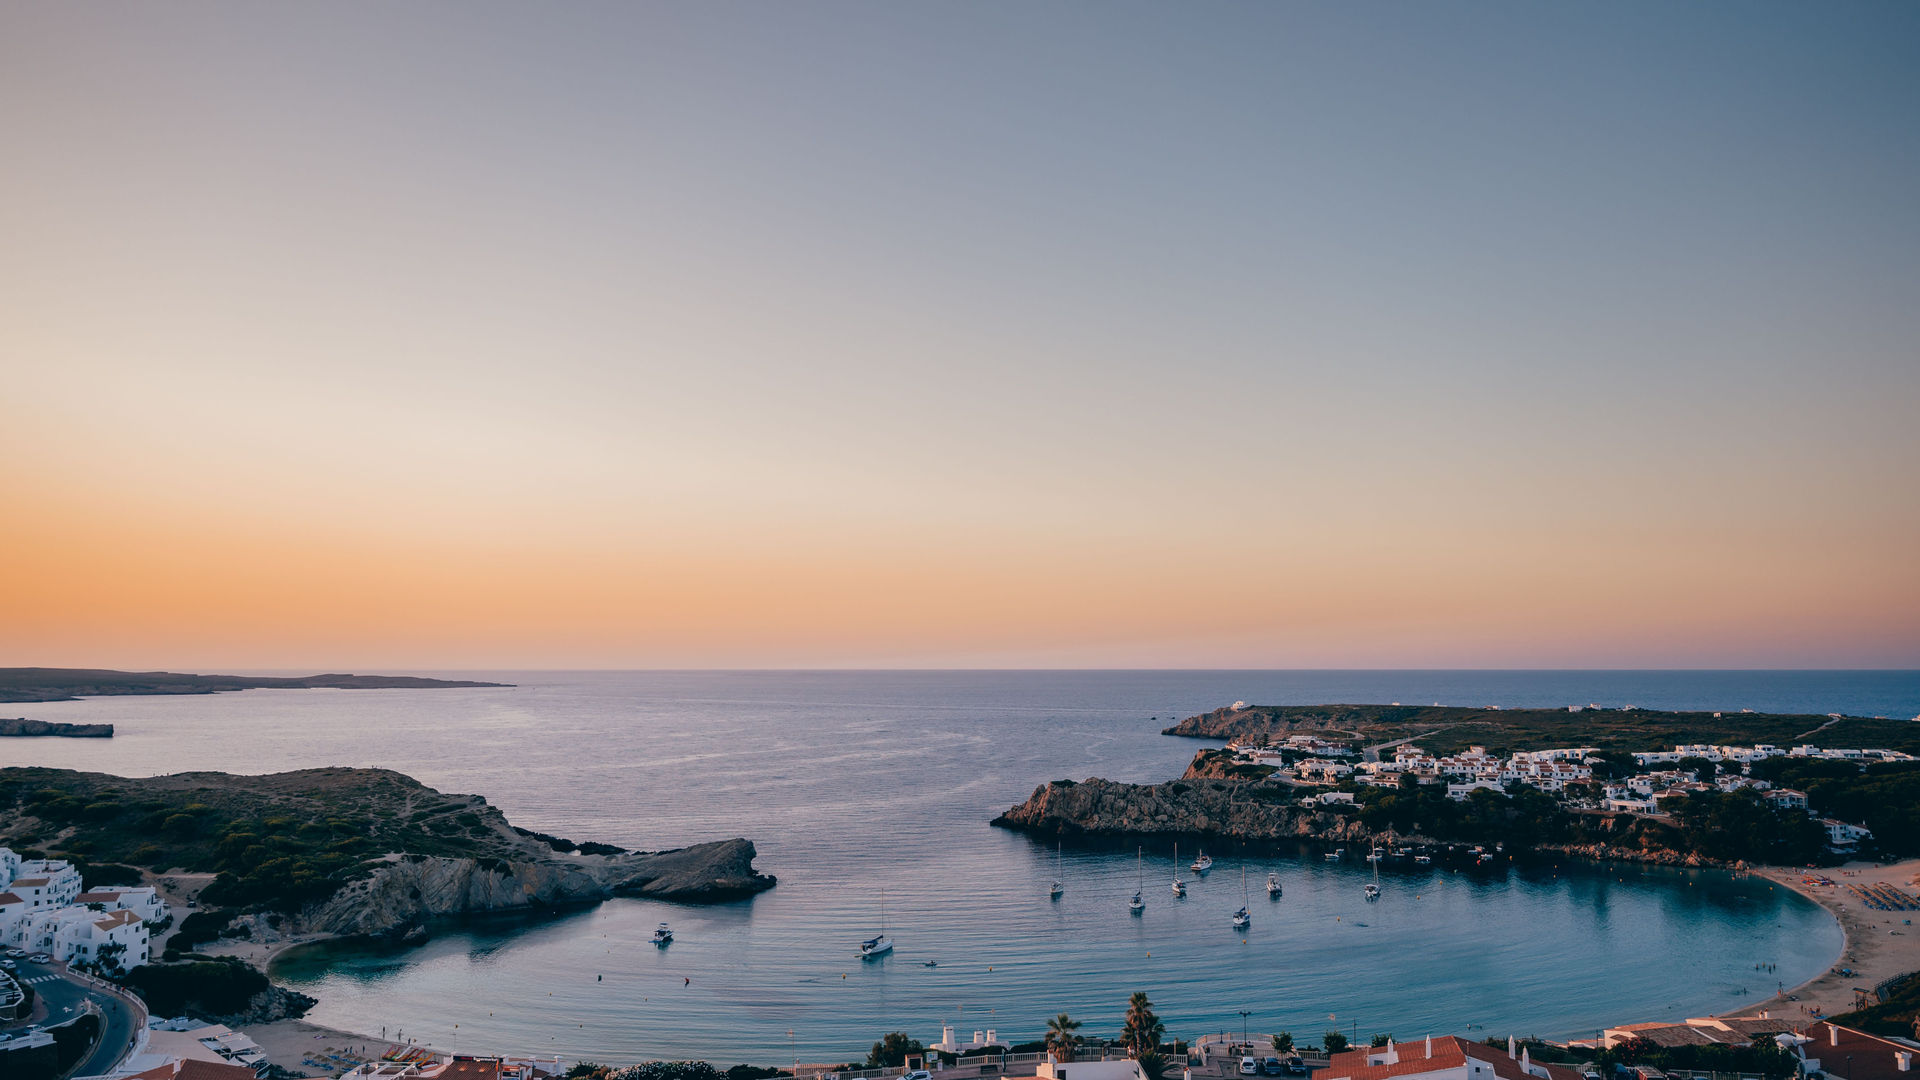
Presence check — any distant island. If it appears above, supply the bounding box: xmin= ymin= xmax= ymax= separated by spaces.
xmin=0 ymin=717 xmax=113 ymax=737
xmin=0 ymin=667 xmax=511 ymax=703
xmin=0 ymin=766 xmax=775 ymax=947
xmin=997 ymin=702 xmax=1920 ymax=868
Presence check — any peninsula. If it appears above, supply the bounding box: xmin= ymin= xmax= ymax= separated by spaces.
xmin=997 ymin=702 xmax=1919 ymax=868
xmin=0 ymin=667 xmax=511 ymax=703
xmin=0 ymin=766 xmax=775 ymax=945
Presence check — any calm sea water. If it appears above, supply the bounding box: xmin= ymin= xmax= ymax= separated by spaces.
xmin=11 ymin=671 xmax=1915 ymax=1063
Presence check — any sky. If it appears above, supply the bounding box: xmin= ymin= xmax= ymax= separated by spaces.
xmin=2 ymin=3 xmax=1917 ymax=670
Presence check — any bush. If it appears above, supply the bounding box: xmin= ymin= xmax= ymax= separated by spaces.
xmin=171 ymin=910 xmax=234 ymax=950
xmin=614 ymin=1064 xmax=724 ymax=1080
xmin=124 ymin=959 xmax=268 ymax=1016
xmin=867 ymin=1033 xmax=925 ymax=1068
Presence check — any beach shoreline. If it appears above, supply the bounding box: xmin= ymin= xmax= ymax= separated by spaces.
xmin=1717 ymin=857 xmax=1920 ymax=1024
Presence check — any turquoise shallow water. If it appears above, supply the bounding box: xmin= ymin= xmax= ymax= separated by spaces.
xmin=13 ymin=670 xmax=1908 ymax=1062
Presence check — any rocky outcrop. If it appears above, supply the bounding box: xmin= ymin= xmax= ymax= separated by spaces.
xmin=0 ymin=717 xmax=112 ymax=737
xmin=301 ymin=840 xmax=775 ymax=941
xmin=992 ymin=776 xmax=1376 ymax=844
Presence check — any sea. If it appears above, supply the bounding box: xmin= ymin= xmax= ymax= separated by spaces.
xmin=8 ymin=670 xmax=1918 ymax=1064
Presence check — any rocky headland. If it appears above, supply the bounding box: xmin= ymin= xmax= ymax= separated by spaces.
xmin=0 ymin=717 xmax=113 ymax=737
xmin=0 ymin=766 xmax=775 ymax=945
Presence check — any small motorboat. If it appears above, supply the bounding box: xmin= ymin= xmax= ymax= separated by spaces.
xmin=1325 ymin=848 xmax=1345 ymax=862
xmin=1366 ymin=848 xmax=1385 ymax=863
xmin=652 ymin=922 xmax=673 ymax=946
xmin=1190 ymin=851 xmax=1213 ymax=874
xmin=924 ymin=960 xmax=938 ymax=967
xmin=1266 ymin=872 xmax=1282 ymax=898
xmin=1414 ymin=854 xmax=1433 ymax=865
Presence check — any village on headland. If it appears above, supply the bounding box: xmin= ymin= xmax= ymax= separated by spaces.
xmin=6 ymin=700 xmax=1920 ymax=1080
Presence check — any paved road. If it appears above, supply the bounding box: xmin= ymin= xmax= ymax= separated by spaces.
xmin=6 ymin=957 xmax=141 ymax=1078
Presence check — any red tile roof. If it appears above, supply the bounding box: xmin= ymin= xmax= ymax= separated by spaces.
xmin=0 ymin=892 xmax=23 ymax=906
xmin=128 ymin=1060 xmax=260 ymax=1080
xmin=1322 ymin=1037 xmax=1582 ymax=1080
xmin=1806 ymin=1022 xmax=1919 ymax=1080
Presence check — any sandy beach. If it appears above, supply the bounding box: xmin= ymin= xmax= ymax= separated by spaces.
xmin=242 ymin=1018 xmax=448 ymax=1078
xmin=1722 ymin=858 xmax=1920 ymax=1024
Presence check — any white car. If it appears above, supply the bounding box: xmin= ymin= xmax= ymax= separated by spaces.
xmin=1241 ymin=1059 xmax=1260 ymax=1075
xmin=904 ymin=1072 xmax=933 ymax=1080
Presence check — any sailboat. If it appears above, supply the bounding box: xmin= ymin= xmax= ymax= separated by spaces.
xmin=1170 ymin=843 xmax=1187 ymax=897
xmin=1190 ymin=850 xmax=1214 ymax=874
xmin=1129 ymin=846 xmax=1145 ymax=914
xmin=1050 ymin=841 xmax=1064 ymax=900
xmin=1364 ymin=855 xmax=1381 ymax=901
xmin=1231 ymin=866 xmax=1251 ymax=929
xmin=1266 ymin=871 xmax=1282 ymax=898
xmin=859 ymin=890 xmax=895 ymax=959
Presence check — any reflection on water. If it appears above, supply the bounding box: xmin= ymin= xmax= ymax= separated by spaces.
xmin=13 ymin=671 xmax=1883 ymax=1062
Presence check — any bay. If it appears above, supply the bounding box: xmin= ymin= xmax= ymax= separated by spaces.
xmin=11 ymin=670 xmax=1911 ymax=1062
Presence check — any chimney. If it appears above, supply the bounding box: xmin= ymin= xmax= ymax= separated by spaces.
xmin=1508 ymin=1036 xmax=1517 ymax=1059
xmin=1831 ymin=1028 xmax=1841 ymax=1047
xmin=1426 ymin=1037 xmax=1433 ymax=1058
xmin=1897 ymin=1052 xmax=1911 ymax=1072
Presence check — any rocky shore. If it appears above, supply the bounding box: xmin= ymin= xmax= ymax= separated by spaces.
xmin=306 ymin=838 xmax=775 ymax=942
xmin=0 ymin=717 xmax=113 ymax=737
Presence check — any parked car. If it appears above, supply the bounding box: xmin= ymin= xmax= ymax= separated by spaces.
xmin=0 ymin=959 xmax=15 ymax=971
xmin=3 ymin=948 xmax=23 ymax=959
xmin=29 ymin=953 xmax=52 ymax=963
xmin=1285 ymin=1057 xmax=1308 ymax=1075
xmin=1263 ymin=1058 xmax=1286 ymax=1075
xmin=1241 ymin=1058 xmax=1260 ymax=1075
xmin=904 ymin=1071 xmax=933 ymax=1080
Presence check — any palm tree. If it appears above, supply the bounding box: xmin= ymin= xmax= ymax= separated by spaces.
xmin=1047 ymin=1014 xmax=1084 ymax=1063
xmin=1123 ymin=993 xmax=1165 ymax=1059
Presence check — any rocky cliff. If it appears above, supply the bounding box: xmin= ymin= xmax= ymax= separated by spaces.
xmin=305 ymin=838 xmax=774 ymax=940
xmin=992 ymin=776 xmax=1377 ymax=845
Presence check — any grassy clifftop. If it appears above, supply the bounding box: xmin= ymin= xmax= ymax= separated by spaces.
xmin=1164 ymin=703 xmax=1920 ymax=755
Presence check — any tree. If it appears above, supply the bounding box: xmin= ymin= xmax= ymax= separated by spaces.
xmin=1135 ymin=1049 xmax=1168 ymax=1080
xmin=1271 ymin=1034 xmax=1294 ymax=1055
xmin=1324 ymin=1032 xmax=1350 ymax=1055
xmin=1369 ymin=1035 xmax=1393 ymax=1048
xmin=1047 ymin=1014 xmax=1084 ymax=1063
xmin=867 ymin=1034 xmax=924 ymax=1069
xmin=1123 ymin=992 xmax=1165 ymax=1058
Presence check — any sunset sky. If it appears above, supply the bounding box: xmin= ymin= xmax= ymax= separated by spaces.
xmin=3 ymin=3 xmax=1917 ymax=670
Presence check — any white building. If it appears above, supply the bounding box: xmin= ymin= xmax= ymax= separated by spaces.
xmin=1447 ymin=780 xmax=1506 ymax=802
xmin=1823 ymin=819 xmax=1872 ymax=851
xmin=17 ymin=905 xmax=151 ymax=971
xmin=1319 ymin=1036 xmax=1580 ymax=1080
xmin=8 ymin=858 xmax=83 ymax=911
xmin=1035 ymin=1059 xmax=1150 ymax=1080
xmin=76 ymin=887 xmax=168 ymax=924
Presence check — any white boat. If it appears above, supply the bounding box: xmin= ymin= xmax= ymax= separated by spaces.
xmin=1365 ymin=855 xmax=1382 ymax=901
xmin=1190 ymin=851 xmax=1213 ymax=874
xmin=1414 ymin=855 xmax=1432 ymax=865
xmin=1050 ymin=841 xmax=1064 ymax=900
xmin=1266 ymin=872 xmax=1282 ymax=898
xmin=1171 ymin=843 xmax=1187 ymax=897
xmin=1324 ymin=848 xmax=1343 ymax=862
xmin=1232 ymin=866 xmax=1251 ymax=928
xmin=859 ymin=890 xmax=894 ymax=959
xmin=1366 ymin=848 xmax=1385 ymax=863
xmin=651 ymin=922 xmax=673 ymax=946
xmin=1130 ymin=847 xmax=1145 ymax=914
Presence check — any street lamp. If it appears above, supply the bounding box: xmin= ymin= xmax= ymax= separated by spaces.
xmin=1240 ymin=1012 xmax=1253 ymax=1052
